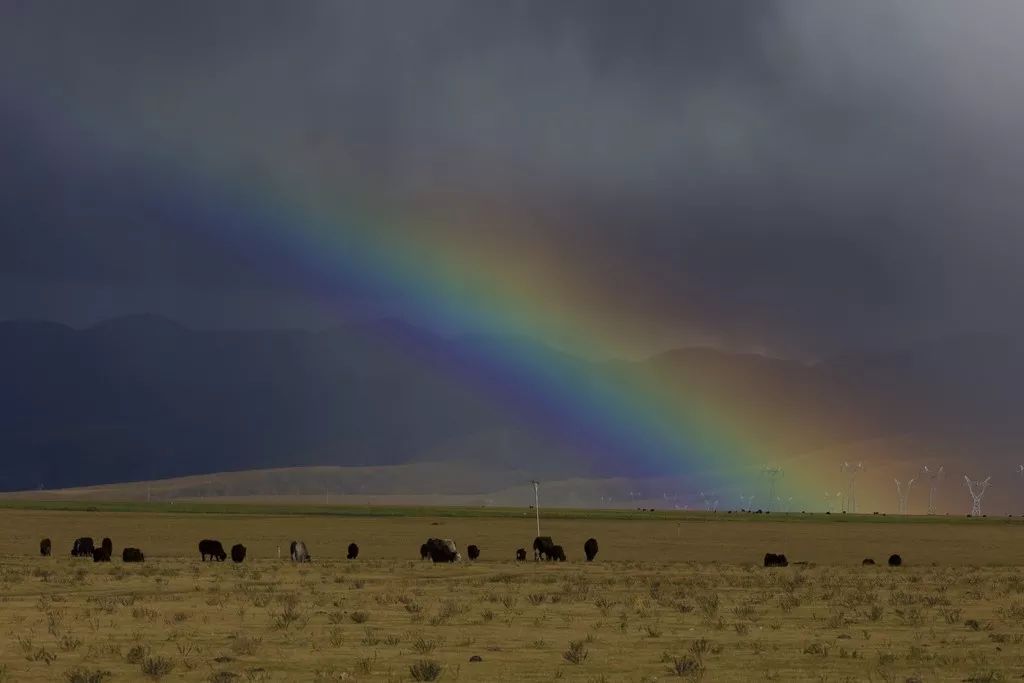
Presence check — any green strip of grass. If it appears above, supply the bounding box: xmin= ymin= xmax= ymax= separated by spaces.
xmin=0 ymin=498 xmax=1018 ymax=525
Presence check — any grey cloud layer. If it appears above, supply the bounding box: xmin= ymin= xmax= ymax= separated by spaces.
xmin=1 ymin=1 xmax=1022 ymax=354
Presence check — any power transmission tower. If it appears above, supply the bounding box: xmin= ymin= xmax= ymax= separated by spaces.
xmin=739 ymin=494 xmax=754 ymax=510
xmin=699 ymin=491 xmax=718 ymax=512
xmin=894 ymin=477 xmax=915 ymax=514
xmin=761 ymin=465 xmax=783 ymax=512
xmin=823 ymin=491 xmax=842 ymax=513
xmin=963 ymin=475 xmax=991 ymax=516
xmin=840 ymin=461 xmax=865 ymax=513
xmin=920 ymin=465 xmax=944 ymax=514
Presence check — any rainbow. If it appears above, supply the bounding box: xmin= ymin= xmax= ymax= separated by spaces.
xmin=9 ymin=94 xmax=862 ymax=509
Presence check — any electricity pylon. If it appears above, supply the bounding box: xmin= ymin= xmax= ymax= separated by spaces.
xmin=921 ymin=465 xmax=944 ymax=514
xmin=761 ymin=465 xmax=783 ymax=512
xmin=894 ymin=477 xmax=915 ymax=514
xmin=841 ymin=461 xmax=865 ymax=513
xmin=699 ymin=491 xmax=718 ymax=512
xmin=963 ymin=475 xmax=992 ymax=517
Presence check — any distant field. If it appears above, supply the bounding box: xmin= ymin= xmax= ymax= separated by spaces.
xmin=3 ymin=508 xmax=1024 ymax=681
xmin=1 ymin=497 xmax=1021 ymax=525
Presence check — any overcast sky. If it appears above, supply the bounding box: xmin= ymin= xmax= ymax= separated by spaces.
xmin=2 ymin=1 xmax=1023 ymax=357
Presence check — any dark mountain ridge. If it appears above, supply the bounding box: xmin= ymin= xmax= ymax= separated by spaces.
xmin=0 ymin=316 xmax=1020 ymax=496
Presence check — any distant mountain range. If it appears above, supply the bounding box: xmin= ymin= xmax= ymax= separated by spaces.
xmin=1 ymin=315 xmax=1022 ymax=513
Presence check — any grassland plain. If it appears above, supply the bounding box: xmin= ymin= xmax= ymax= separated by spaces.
xmin=1 ymin=507 xmax=1024 ymax=681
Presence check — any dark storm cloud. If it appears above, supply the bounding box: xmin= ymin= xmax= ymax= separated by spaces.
xmin=1 ymin=1 xmax=1022 ymax=353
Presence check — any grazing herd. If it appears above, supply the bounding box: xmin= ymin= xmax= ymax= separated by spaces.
xmin=35 ymin=532 xmax=907 ymax=568
xmin=412 ymin=536 xmax=596 ymax=563
xmin=54 ymin=536 xmax=130 ymax=563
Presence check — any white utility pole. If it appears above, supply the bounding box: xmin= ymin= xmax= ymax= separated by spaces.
xmin=1019 ymin=465 xmax=1024 ymax=514
xmin=530 ymin=480 xmax=541 ymax=537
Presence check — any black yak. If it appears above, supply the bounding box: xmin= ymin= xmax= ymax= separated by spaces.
xmin=584 ymin=538 xmax=599 ymax=562
xmin=347 ymin=543 xmax=359 ymax=560
xmin=422 ymin=538 xmax=460 ymax=562
xmin=231 ymin=544 xmax=247 ymax=563
xmin=888 ymin=553 xmax=902 ymax=567
xmin=533 ymin=536 xmax=557 ymax=561
xmin=763 ymin=552 xmax=789 ymax=567
xmin=92 ymin=547 xmax=111 ymax=562
xmin=420 ymin=543 xmax=430 ymax=560
xmin=862 ymin=558 xmax=876 ymax=566
xmin=199 ymin=539 xmax=227 ymax=561
xmin=101 ymin=537 xmax=113 ymax=556
xmin=551 ymin=544 xmax=566 ymax=561
xmin=467 ymin=544 xmax=480 ymax=560
xmin=40 ymin=538 xmax=51 ymax=557
xmin=122 ymin=547 xmax=145 ymax=562
xmin=290 ymin=540 xmax=311 ymax=562
xmin=515 ymin=548 xmax=527 ymax=561
xmin=71 ymin=537 xmax=95 ymax=557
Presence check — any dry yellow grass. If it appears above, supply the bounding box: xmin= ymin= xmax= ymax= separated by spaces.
xmin=1 ymin=509 xmax=1024 ymax=681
